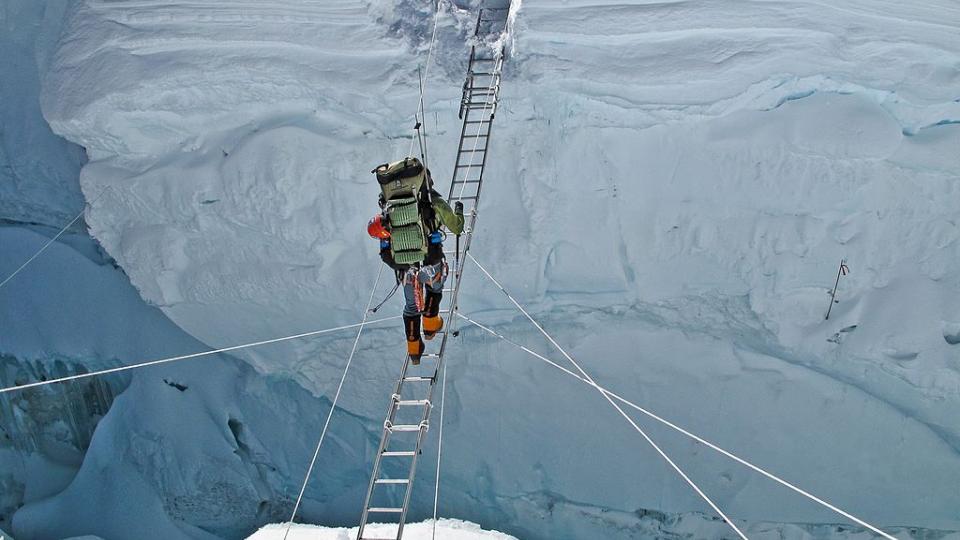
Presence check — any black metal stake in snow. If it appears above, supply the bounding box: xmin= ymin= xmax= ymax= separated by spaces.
xmin=825 ymin=258 xmax=850 ymax=320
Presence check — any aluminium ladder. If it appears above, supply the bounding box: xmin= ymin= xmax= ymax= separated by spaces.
xmin=356 ymin=6 xmax=511 ymax=540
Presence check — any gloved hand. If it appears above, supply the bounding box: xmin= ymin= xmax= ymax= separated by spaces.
xmin=454 ymin=201 xmax=464 ymax=216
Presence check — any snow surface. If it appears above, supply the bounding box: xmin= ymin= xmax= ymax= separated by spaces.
xmin=249 ymin=519 xmax=516 ymax=540
xmin=2 ymin=0 xmax=960 ymax=539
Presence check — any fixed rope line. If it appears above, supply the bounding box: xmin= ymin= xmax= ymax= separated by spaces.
xmin=454 ymin=318 xmax=898 ymax=540
xmin=0 ymin=186 xmax=111 ymax=292
xmin=431 ymin=340 xmax=450 ymax=540
xmin=468 ymin=254 xmax=749 ymax=540
xmin=0 ymin=314 xmax=401 ymax=395
xmin=283 ymin=266 xmax=386 ymax=540
xmin=406 ymin=0 xmax=444 ymax=159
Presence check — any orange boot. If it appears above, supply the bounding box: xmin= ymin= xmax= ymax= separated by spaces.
xmin=423 ymin=291 xmax=443 ymax=340
xmin=404 ymin=314 xmax=425 ymax=365
xmin=423 ymin=315 xmax=444 ymax=340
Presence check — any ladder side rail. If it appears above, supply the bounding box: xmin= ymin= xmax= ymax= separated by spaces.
xmin=459 ymin=46 xmax=476 ymax=119
xmin=448 ymin=99 xmax=500 ymax=313
xmin=357 ymin=357 xmax=414 ymax=540
xmin=454 ymin=91 xmax=471 ymax=155
xmin=467 ymin=72 xmax=502 ymax=211
xmin=461 ymin=120 xmax=496 ymax=257
xmin=396 ymin=412 xmax=431 ymax=539
xmin=473 ymin=9 xmax=484 ymax=37
xmin=430 ymin=54 xmax=504 ymax=419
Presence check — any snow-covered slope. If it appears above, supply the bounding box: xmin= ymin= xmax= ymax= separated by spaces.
xmin=249 ymin=519 xmax=517 ymax=540
xmin=5 ymin=0 xmax=960 ymax=538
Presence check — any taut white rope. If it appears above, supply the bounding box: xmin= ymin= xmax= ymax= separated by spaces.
xmin=283 ymin=265 xmax=386 ymax=540
xmin=468 ymin=254 xmax=749 ymax=540
xmin=455 ymin=313 xmax=898 ymax=540
xmin=0 ymin=186 xmax=110 ymax=292
xmin=431 ymin=337 xmax=450 ymax=540
xmin=406 ymin=0 xmax=444 ymax=158
xmin=0 ymin=315 xmax=400 ymax=395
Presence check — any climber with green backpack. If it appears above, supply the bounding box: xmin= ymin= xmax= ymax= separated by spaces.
xmin=367 ymin=157 xmax=464 ymax=364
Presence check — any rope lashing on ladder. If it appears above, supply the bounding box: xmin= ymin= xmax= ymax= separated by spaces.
xmin=468 ymin=253 xmax=749 ymax=539
xmin=456 ymin=292 xmax=898 ymax=540
xmin=0 ymin=314 xmax=401 ymax=395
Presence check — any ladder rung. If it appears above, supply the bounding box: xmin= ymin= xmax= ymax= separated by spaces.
xmin=367 ymin=507 xmax=403 ymax=513
xmin=382 ymin=451 xmax=416 ymax=457
xmin=464 ymin=120 xmax=489 ymax=125
xmin=463 ymin=134 xmax=489 ymax=138
xmin=374 ymin=478 xmax=410 ymax=484
xmin=455 ymin=164 xmax=483 ymax=169
xmin=403 ymin=376 xmax=433 ymax=383
xmin=397 ymin=399 xmax=431 ymax=406
xmin=459 ymin=148 xmax=486 ymax=154
xmin=473 ymin=57 xmax=496 ymax=62
xmin=470 ymin=72 xmax=495 ymax=76
xmin=453 ymin=179 xmax=482 ymax=184
xmin=389 ymin=423 xmax=426 ymax=432
xmin=421 ymin=353 xmax=440 ymax=359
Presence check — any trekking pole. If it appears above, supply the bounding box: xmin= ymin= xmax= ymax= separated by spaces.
xmin=455 ymin=233 xmax=461 ymax=274
xmin=825 ymin=258 xmax=850 ymax=320
xmin=454 ymin=201 xmax=464 ymax=274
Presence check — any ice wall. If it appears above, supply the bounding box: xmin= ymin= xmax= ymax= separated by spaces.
xmin=7 ymin=0 xmax=960 ymax=538
xmin=0 ymin=0 xmax=86 ymax=226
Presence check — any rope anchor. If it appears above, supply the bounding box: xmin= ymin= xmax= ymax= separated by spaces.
xmin=825 ymin=258 xmax=850 ymax=320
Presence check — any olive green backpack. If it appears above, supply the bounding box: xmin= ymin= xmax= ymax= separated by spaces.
xmin=373 ymin=157 xmax=432 ymax=265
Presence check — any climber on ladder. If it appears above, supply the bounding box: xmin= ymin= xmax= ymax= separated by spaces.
xmin=367 ymin=157 xmax=464 ymax=365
